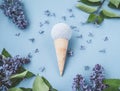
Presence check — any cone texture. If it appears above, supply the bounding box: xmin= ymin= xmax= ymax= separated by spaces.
xmin=54 ymin=38 xmax=68 ymax=76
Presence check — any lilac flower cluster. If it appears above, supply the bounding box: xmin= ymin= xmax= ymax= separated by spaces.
xmin=0 ymin=85 xmax=8 ymax=91
xmin=90 ymin=64 xmax=107 ymax=91
xmin=0 ymin=55 xmax=30 ymax=91
xmin=72 ymin=64 xmax=108 ymax=91
xmin=72 ymin=74 xmax=91 ymax=91
xmin=0 ymin=0 xmax=29 ymax=29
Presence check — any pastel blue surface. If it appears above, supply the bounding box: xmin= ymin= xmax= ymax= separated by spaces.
xmin=0 ymin=0 xmax=120 ymax=91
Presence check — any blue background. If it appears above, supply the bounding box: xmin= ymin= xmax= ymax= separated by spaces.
xmin=0 ymin=0 xmax=120 ymax=91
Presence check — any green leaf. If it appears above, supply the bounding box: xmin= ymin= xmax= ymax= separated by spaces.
xmin=79 ymin=0 xmax=101 ymax=6
xmin=42 ymin=77 xmax=57 ymax=91
xmin=97 ymin=14 xmax=104 ymax=24
xmin=42 ymin=77 xmax=58 ymax=91
xmin=88 ymin=0 xmax=101 ymax=3
xmin=87 ymin=13 xmax=104 ymax=24
xmin=16 ymin=67 xmax=26 ymax=73
xmin=101 ymin=9 xmax=120 ymax=18
xmin=2 ymin=48 xmax=12 ymax=58
xmin=41 ymin=77 xmax=57 ymax=91
xmin=87 ymin=14 xmax=97 ymax=22
xmin=51 ymin=88 xmax=58 ymax=91
xmin=76 ymin=3 xmax=97 ymax=14
xmin=10 ymin=70 xmax=35 ymax=87
xmin=33 ymin=75 xmax=49 ymax=91
xmin=8 ymin=88 xmax=32 ymax=91
xmin=10 ymin=70 xmax=34 ymax=79
xmin=21 ymin=88 xmax=32 ymax=91
xmin=41 ymin=77 xmax=52 ymax=88
xmin=8 ymin=88 xmax=23 ymax=91
xmin=103 ymin=79 xmax=120 ymax=91
xmin=109 ymin=0 xmax=120 ymax=8
xmin=108 ymin=2 xmax=120 ymax=9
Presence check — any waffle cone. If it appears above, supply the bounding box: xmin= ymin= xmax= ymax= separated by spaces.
xmin=54 ymin=39 xmax=68 ymax=76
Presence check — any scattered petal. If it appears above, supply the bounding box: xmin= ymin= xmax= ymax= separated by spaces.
xmin=80 ymin=22 xmax=87 ymax=25
xmin=88 ymin=32 xmax=94 ymax=37
xmin=15 ymin=33 xmax=20 ymax=37
xmin=29 ymin=38 xmax=35 ymax=43
xmin=70 ymin=25 xmax=77 ymax=29
xmin=99 ymin=49 xmax=106 ymax=53
xmin=70 ymin=14 xmax=75 ymax=18
xmin=104 ymin=36 xmax=109 ymax=41
xmin=44 ymin=10 xmax=56 ymax=17
xmin=28 ymin=53 xmax=32 ymax=58
xmin=62 ymin=16 xmax=66 ymax=21
xmin=67 ymin=49 xmax=74 ymax=56
xmin=52 ymin=13 xmax=56 ymax=17
xmin=74 ymin=29 xmax=79 ymax=32
xmin=35 ymin=49 xmax=39 ymax=53
xmin=44 ymin=10 xmax=51 ymax=16
xmin=68 ymin=9 xmax=73 ymax=12
xmin=84 ymin=66 xmax=90 ymax=71
xmin=86 ymin=39 xmax=92 ymax=44
xmin=80 ymin=45 xmax=86 ymax=50
xmin=39 ymin=67 xmax=45 ymax=72
xmin=40 ymin=22 xmax=44 ymax=27
xmin=76 ymin=34 xmax=83 ymax=39
xmin=44 ymin=20 xmax=50 ymax=24
xmin=39 ymin=30 xmax=44 ymax=34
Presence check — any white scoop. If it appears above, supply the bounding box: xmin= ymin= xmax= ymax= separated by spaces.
xmin=51 ymin=23 xmax=72 ymax=76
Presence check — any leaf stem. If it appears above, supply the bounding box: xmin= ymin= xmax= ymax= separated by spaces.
xmin=94 ymin=0 xmax=106 ymax=14
xmin=90 ymin=0 xmax=106 ymax=24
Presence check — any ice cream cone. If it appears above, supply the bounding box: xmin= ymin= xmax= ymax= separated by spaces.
xmin=51 ymin=23 xmax=72 ymax=76
xmin=54 ymin=38 xmax=68 ymax=76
